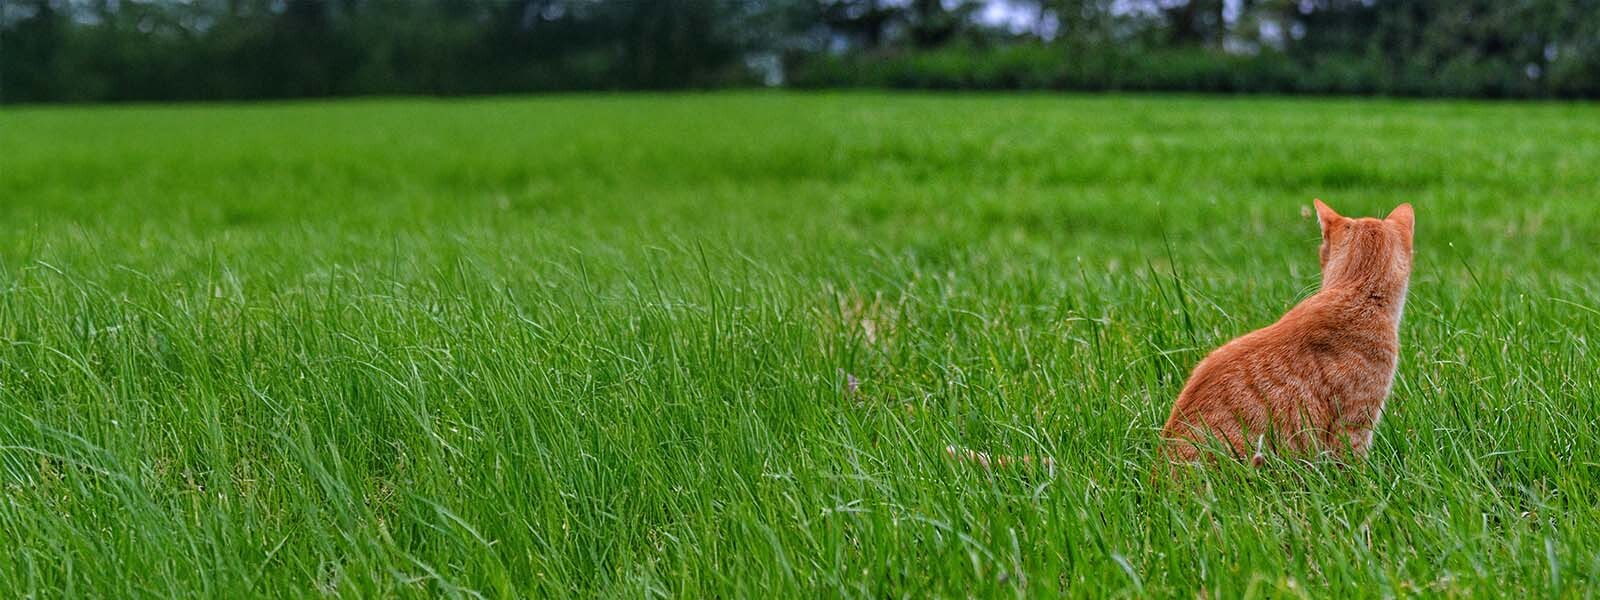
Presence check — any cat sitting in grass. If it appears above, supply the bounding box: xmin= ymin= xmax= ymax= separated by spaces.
xmin=1159 ymin=200 xmax=1414 ymax=468
xmin=948 ymin=200 xmax=1415 ymax=473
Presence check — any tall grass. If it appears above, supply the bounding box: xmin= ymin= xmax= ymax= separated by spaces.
xmin=2 ymin=93 xmax=1599 ymax=596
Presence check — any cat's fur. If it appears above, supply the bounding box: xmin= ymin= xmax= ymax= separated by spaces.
xmin=1159 ymin=200 xmax=1414 ymax=466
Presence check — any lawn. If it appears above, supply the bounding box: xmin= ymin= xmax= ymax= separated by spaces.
xmin=2 ymin=92 xmax=1599 ymax=597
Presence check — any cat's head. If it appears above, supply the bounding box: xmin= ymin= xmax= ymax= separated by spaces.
xmin=1313 ymin=199 xmax=1414 ymax=288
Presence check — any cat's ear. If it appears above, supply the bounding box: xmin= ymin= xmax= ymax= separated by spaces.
xmin=1313 ymin=199 xmax=1343 ymax=238
xmin=1386 ymin=203 xmax=1414 ymax=234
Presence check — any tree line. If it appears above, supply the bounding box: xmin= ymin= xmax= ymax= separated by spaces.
xmin=3 ymin=0 xmax=1598 ymax=103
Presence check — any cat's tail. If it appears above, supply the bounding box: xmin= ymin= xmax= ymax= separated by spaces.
xmin=945 ymin=445 xmax=1056 ymax=475
xmin=837 ymin=371 xmax=1055 ymax=475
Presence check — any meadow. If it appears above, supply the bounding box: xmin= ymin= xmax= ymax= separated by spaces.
xmin=2 ymin=92 xmax=1599 ymax=597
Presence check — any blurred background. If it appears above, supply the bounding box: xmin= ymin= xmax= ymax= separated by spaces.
xmin=3 ymin=0 xmax=1598 ymax=103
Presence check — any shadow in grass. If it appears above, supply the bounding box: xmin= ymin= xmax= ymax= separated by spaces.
xmin=1251 ymin=161 xmax=1445 ymax=192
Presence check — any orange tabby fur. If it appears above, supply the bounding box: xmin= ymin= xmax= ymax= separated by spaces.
xmin=1159 ymin=200 xmax=1414 ymax=466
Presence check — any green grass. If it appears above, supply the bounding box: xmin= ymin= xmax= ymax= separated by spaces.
xmin=3 ymin=92 xmax=1600 ymax=597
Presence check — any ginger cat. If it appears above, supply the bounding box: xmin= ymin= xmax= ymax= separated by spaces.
xmin=1159 ymin=200 xmax=1414 ymax=466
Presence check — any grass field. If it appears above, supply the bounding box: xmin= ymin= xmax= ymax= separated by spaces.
xmin=3 ymin=92 xmax=1600 ymax=597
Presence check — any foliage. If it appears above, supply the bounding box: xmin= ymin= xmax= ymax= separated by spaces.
xmin=4 ymin=0 xmax=1599 ymax=101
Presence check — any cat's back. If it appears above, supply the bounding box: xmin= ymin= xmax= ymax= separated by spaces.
xmin=1179 ymin=295 xmax=1338 ymax=388
xmin=1164 ymin=299 xmax=1350 ymax=419
xmin=1162 ymin=292 xmax=1398 ymax=435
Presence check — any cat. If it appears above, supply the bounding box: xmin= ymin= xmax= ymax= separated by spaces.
xmin=944 ymin=200 xmax=1413 ymax=474
xmin=1159 ymin=200 xmax=1414 ymax=467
